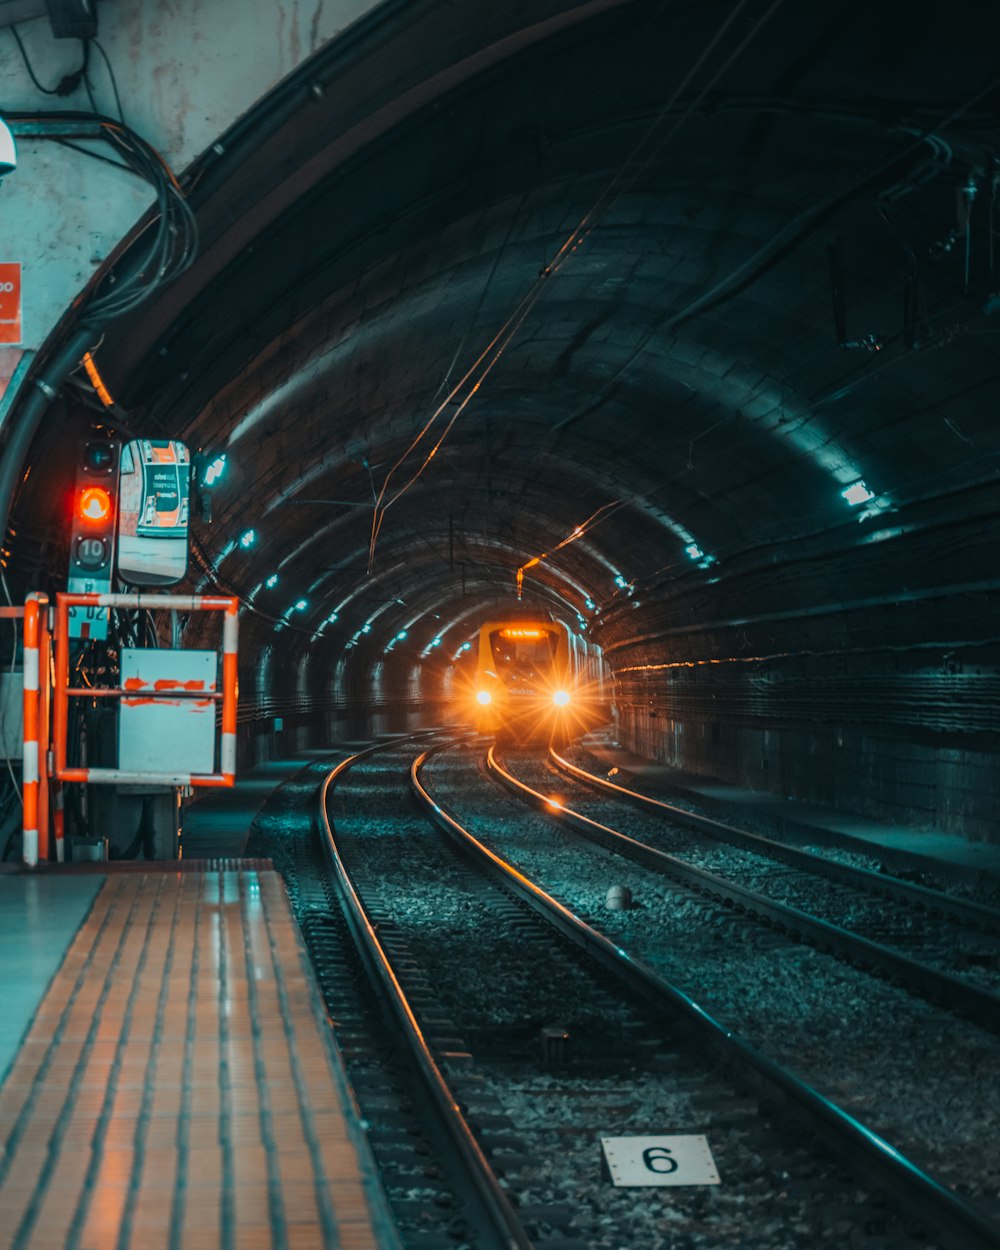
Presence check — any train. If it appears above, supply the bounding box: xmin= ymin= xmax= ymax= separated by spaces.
xmin=468 ymin=617 xmax=597 ymax=744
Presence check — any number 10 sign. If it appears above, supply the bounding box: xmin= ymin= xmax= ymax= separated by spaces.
xmin=601 ymin=1135 xmax=720 ymax=1187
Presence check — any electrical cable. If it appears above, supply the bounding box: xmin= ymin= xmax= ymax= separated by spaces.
xmin=515 ymin=498 xmax=623 ymax=597
xmin=367 ymin=274 xmax=552 ymax=569
xmin=78 ymin=119 xmax=199 ymax=320
xmin=7 ymin=108 xmax=200 ymax=322
xmin=9 ymin=25 xmax=88 ymax=97
xmin=90 ymin=38 xmax=126 ymax=125
xmin=569 ymin=65 xmax=1000 ymax=426
xmin=53 ymin=137 xmax=134 ymax=173
xmin=365 ymin=0 xmax=788 ymax=571
xmin=187 ymin=531 xmax=322 ymax=638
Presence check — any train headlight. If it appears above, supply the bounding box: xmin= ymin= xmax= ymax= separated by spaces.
xmin=476 ymin=690 xmax=493 ymax=705
xmin=553 ymin=690 xmax=570 ymax=707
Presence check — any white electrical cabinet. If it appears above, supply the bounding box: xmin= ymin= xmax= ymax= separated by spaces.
xmin=118 ymin=649 xmax=218 ymax=776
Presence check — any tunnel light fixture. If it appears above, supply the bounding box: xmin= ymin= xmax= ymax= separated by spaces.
xmin=842 ymin=480 xmax=874 ymax=507
xmin=213 ymin=539 xmax=237 ymax=569
xmin=361 ymin=623 xmax=371 ymax=634
xmin=395 ymin=629 xmax=408 ymax=641
xmin=327 ymin=611 xmax=339 ymax=623
xmin=685 ymin=543 xmax=703 ymax=560
xmin=0 ymin=116 xmax=17 ymax=178
xmin=422 ymin=635 xmax=444 ymax=658
xmin=461 ymin=641 xmax=472 ymax=651
xmin=585 ymin=598 xmax=595 ymax=610
xmin=203 ymin=454 xmax=227 ymax=487
xmin=292 ymin=599 xmax=307 ymax=612
xmin=614 ymin=575 xmax=627 ymax=589
xmin=239 ymin=529 xmax=256 ymax=549
xmin=265 ymin=573 xmax=279 ymax=589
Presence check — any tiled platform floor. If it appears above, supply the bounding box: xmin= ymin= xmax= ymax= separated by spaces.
xmin=0 ymin=866 xmax=396 ymax=1250
xmin=0 ymin=875 xmax=105 ymax=1085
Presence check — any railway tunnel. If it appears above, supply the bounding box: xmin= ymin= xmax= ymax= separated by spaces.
xmin=3 ymin=0 xmax=1000 ymax=843
xmin=1 ymin=2 xmax=1000 ymax=1248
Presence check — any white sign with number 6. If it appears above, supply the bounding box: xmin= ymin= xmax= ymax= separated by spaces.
xmin=601 ymin=1135 xmax=720 ymax=1187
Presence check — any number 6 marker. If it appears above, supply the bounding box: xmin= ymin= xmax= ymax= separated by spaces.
xmin=601 ymin=1135 xmax=720 ymax=1187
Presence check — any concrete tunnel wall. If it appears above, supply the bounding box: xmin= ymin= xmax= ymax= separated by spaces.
xmin=3 ymin=0 xmax=999 ymax=849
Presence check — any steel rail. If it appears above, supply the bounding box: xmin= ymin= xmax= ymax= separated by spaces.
xmin=549 ymin=747 xmax=1000 ymax=933
xmin=318 ymin=738 xmax=533 ymax=1250
xmin=489 ymin=749 xmax=1000 ymax=1033
xmin=411 ymin=743 xmax=1000 ymax=1250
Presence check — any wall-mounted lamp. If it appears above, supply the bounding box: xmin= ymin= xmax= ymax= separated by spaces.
xmin=0 ymin=116 xmax=16 ymax=180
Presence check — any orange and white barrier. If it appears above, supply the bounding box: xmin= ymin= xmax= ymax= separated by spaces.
xmin=221 ymin=598 xmax=238 ymax=784
xmin=53 ymin=591 xmax=239 ymax=789
xmin=52 ymin=783 xmax=65 ymax=862
xmin=21 ymin=595 xmax=41 ymax=866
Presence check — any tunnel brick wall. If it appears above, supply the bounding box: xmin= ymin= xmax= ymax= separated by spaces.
xmin=614 ymin=690 xmax=1000 ymax=844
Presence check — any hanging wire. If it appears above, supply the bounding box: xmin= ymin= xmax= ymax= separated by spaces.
xmin=515 ymin=499 xmax=623 ymax=597
xmin=365 ymin=0 xmax=788 ymax=570
xmin=8 ymin=107 xmax=199 ymax=322
xmin=89 ymin=38 xmax=126 ymax=124
xmin=10 ymin=25 xmax=89 ymax=97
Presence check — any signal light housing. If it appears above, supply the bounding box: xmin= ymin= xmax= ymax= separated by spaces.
xmin=78 ymin=485 xmax=113 ymax=523
xmin=67 ymin=439 xmax=120 ymax=640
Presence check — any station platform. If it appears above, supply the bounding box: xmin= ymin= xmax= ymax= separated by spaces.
xmin=0 ymin=861 xmax=398 ymax=1250
xmin=574 ymin=731 xmax=1000 ymax=898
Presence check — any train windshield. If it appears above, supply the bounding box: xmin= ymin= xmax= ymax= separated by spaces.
xmin=489 ymin=627 xmax=558 ymax=672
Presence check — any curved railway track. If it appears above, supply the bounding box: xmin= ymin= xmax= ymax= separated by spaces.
xmin=491 ymin=747 xmax=1000 ymax=1031
xmin=243 ymin=743 xmax=529 ymax=1250
xmin=245 ymin=734 xmax=1000 ymax=1250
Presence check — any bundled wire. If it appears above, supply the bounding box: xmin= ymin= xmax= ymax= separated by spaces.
xmin=79 ymin=118 xmax=199 ymax=322
xmin=7 ymin=26 xmax=196 ymax=322
xmin=5 ymin=109 xmax=198 ymax=324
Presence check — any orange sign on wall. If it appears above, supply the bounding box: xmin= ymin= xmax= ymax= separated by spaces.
xmin=0 ymin=264 xmax=22 ymax=345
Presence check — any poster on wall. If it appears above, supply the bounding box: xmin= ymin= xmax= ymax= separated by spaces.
xmin=0 ymin=264 xmax=21 ymax=345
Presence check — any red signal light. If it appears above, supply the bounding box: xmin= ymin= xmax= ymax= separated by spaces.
xmin=78 ymin=486 xmax=112 ymax=523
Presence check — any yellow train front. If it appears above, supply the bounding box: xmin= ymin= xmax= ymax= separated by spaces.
xmin=471 ymin=619 xmax=578 ymax=744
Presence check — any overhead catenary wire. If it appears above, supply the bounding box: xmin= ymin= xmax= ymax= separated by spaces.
xmin=515 ymin=498 xmax=624 ymax=599
xmin=367 ymin=176 xmax=543 ymax=571
xmin=367 ymin=274 xmax=552 ymax=571
xmin=365 ymin=0 xmax=788 ymax=572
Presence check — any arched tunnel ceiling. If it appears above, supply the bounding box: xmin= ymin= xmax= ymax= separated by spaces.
xmin=12 ymin=0 xmax=1000 ymax=671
